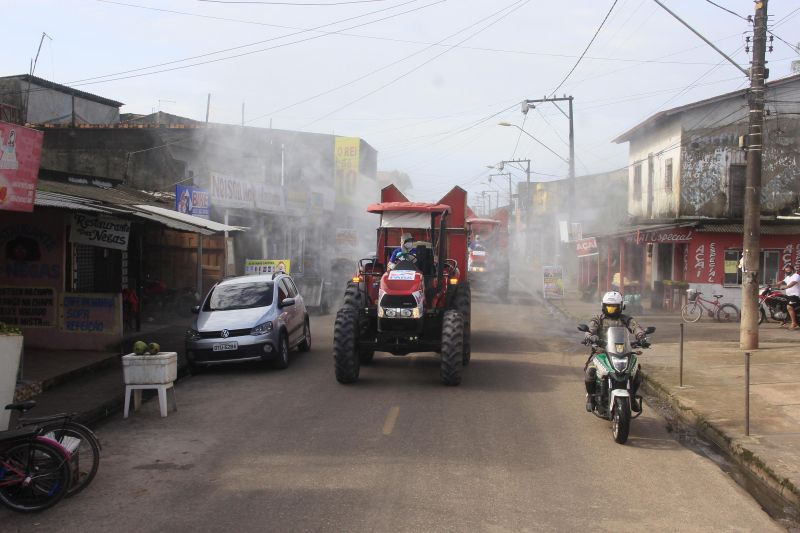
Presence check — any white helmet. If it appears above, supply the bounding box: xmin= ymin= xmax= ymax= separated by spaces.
xmin=601 ymin=291 xmax=623 ymax=318
xmin=401 ymin=232 xmax=414 ymax=251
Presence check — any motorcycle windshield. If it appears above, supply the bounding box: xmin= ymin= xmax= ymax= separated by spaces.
xmin=605 ymin=327 xmax=632 ymax=356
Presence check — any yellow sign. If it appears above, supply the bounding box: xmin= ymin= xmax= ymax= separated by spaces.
xmin=334 ymin=137 xmax=360 ymax=205
xmin=244 ymin=259 xmax=290 ymax=275
xmin=724 ymin=260 xmax=738 ymax=274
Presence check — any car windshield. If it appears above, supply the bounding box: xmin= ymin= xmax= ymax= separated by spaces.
xmin=206 ymin=281 xmax=274 ymax=311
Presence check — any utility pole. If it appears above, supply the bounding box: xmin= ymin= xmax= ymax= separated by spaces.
xmin=741 ymin=0 xmax=769 ymax=350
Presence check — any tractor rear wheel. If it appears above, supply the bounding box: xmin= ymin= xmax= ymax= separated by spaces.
xmin=440 ymin=310 xmax=463 ymax=386
xmin=453 ymin=282 xmax=471 ymax=366
xmin=333 ymin=308 xmax=360 ymax=384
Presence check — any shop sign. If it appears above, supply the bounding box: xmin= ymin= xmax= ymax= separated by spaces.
xmin=210 ymin=173 xmax=284 ymax=213
xmin=0 ymin=220 xmax=62 ymax=283
xmin=0 ymin=286 xmax=55 ymax=328
xmin=636 ymin=228 xmax=693 ymax=244
xmin=576 ymin=237 xmax=598 ymax=257
xmin=244 ymin=259 xmax=290 ymax=275
xmin=176 ymin=185 xmax=210 ymax=219
xmin=58 ymin=293 xmax=119 ymax=334
xmin=70 ymin=214 xmax=130 ymax=251
xmin=334 ymin=137 xmax=360 ymax=206
xmin=543 ymin=265 xmax=564 ymax=299
xmin=0 ymin=121 xmax=43 ymax=213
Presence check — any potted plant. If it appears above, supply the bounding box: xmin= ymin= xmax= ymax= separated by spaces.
xmin=122 ymin=341 xmax=177 ymax=385
xmin=0 ymin=322 xmax=23 ymax=430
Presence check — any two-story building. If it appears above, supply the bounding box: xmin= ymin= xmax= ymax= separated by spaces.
xmin=607 ymin=73 xmax=800 ymax=309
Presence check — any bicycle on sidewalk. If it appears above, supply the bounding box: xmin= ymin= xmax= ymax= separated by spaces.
xmin=681 ymin=289 xmax=740 ymax=323
xmin=5 ymin=401 xmax=100 ymax=498
xmin=0 ymin=422 xmax=73 ymax=513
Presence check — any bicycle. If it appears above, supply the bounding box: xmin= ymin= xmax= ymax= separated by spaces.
xmin=0 ymin=425 xmax=73 ymax=513
xmin=681 ymin=291 xmax=740 ymax=323
xmin=6 ymin=401 xmax=100 ymax=497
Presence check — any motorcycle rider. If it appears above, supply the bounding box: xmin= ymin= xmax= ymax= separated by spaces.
xmin=779 ymin=264 xmax=800 ymax=329
xmin=584 ymin=291 xmax=647 ymax=412
xmin=388 ymin=232 xmax=417 ymax=270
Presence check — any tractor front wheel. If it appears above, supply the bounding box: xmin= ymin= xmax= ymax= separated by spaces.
xmin=334 ymin=308 xmax=360 ymax=384
xmin=453 ymin=282 xmax=471 ymax=366
xmin=440 ymin=310 xmax=464 ymax=386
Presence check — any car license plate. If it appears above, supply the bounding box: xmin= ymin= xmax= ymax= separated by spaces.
xmin=213 ymin=341 xmax=238 ymax=352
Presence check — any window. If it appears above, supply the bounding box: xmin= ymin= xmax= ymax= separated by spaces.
xmin=278 ymin=280 xmax=290 ymax=302
xmin=206 ymin=281 xmax=274 ymax=311
xmin=285 ymin=278 xmax=298 ymax=297
xmin=633 ymin=164 xmax=642 ymax=199
xmin=723 ymin=249 xmax=781 ymax=286
xmin=665 ymin=158 xmax=673 ymax=191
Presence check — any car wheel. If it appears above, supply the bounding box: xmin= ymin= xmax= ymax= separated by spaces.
xmin=273 ymin=334 xmax=290 ymax=369
xmin=299 ymin=319 xmax=311 ymax=352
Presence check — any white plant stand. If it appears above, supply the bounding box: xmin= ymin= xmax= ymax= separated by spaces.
xmin=0 ymin=335 xmax=23 ymax=430
xmin=122 ymin=352 xmax=178 ymax=418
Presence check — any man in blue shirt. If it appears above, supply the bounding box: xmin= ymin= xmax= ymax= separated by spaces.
xmin=388 ymin=233 xmax=417 ymax=269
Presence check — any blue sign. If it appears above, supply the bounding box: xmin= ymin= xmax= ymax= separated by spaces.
xmin=176 ymin=185 xmax=210 ymax=220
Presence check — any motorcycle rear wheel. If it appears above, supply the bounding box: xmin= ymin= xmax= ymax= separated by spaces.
xmin=612 ymin=397 xmax=631 ymax=444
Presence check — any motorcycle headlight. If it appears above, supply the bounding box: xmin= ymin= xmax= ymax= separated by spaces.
xmin=251 ymin=321 xmax=273 ymax=335
xmin=186 ymin=328 xmax=201 ymax=341
xmin=610 ymin=355 xmax=629 ymax=372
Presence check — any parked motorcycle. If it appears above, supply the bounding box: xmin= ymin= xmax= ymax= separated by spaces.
xmin=758 ymin=285 xmax=789 ymax=325
xmin=577 ymin=323 xmax=656 ymax=444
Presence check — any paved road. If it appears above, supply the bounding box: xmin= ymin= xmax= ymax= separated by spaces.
xmin=2 ymin=296 xmax=784 ymax=532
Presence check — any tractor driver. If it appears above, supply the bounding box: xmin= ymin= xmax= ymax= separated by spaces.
xmin=388 ymin=232 xmax=417 ymax=270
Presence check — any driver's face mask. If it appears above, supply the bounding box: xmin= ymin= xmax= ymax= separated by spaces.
xmin=403 ymin=240 xmax=413 ymax=251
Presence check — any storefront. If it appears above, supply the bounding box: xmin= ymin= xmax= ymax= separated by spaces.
xmin=587 ymin=222 xmax=800 ymax=310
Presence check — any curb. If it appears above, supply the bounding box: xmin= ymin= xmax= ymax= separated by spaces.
xmin=642 ymin=373 xmax=800 ymax=513
xmin=546 ymin=298 xmax=800 ymax=514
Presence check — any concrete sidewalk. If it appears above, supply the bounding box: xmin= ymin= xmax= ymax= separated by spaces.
xmin=550 ymin=290 xmax=800 ymax=515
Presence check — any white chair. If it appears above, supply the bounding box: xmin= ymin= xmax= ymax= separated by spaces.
xmin=123 ymin=383 xmax=177 ymax=418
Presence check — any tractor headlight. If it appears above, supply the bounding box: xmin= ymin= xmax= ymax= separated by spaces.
xmin=380 ymin=307 xmax=420 ymax=319
xmin=251 ymin=321 xmax=273 ymax=335
xmin=610 ymin=355 xmax=628 ymax=372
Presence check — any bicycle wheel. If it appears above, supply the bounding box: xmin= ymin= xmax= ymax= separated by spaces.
xmin=681 ymin=302 xmax=702 ymax=322
xmin=39 ymin=422 xmax=100 ymax=497
xmin=717 ymin=303 xmax=741 ymax=323
xmin=0 ymin=439 xmax=72 ymax=513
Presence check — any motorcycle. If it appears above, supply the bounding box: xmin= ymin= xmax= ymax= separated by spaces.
xmin=758 ymin=285 xmax=789 ymax=325
xmin=577 ymin=324 xmax=656 ymax=444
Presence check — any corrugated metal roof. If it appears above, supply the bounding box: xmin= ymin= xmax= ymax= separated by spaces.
xmin=35 ymin=191 xmax=111 ymax=213
xmin=38 ymin=179 xmax=169 ymax=206
xmin=698 ymin=224 xmax=800 ymax=234
xmin=131 ymin=205 xmax=245 ymax=235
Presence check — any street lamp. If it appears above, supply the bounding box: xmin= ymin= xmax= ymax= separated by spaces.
xmin=488 ymin=172 xmax=513 ymax=211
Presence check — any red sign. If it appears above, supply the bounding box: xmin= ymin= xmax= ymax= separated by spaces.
xmin=576 ymin=237 xmax=598 ymax=257
xmin=0 ymin=121 xmax=43 ymax=213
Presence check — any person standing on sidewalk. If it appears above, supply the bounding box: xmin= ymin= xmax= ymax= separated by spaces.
xmin=584 ymin=291 xmax=647 ymax=412
xmin=779 ymin=264 xmax=800 ymax=329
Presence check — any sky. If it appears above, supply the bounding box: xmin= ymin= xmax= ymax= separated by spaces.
xmin=4 ymin=0 xmax=800 ymax=202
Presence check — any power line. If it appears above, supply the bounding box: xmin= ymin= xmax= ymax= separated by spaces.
xmin=247 ymin=0 xmax=526 ymax=124
xmin=74 ymin=0 xmax=435 ymax=86
xmin=702 ymin=0 xmax=746 ymax=20
xmin=549 ymin=0 xmax=618 ymax=96
xmin=302 ymin=0 xmax=530 ymax=127
xmin=196 ymin=0 xmax=386 ymax=4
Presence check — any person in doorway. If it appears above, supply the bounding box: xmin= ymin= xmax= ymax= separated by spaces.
xmin=779 ymin=264 xmax=800 ymax=329
xmin=583 ymin=291 xmax=647 ymax=412
xmin=388 ymin=232 xmax=416 ymax=270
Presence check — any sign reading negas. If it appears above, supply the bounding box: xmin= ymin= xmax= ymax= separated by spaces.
xmin=176 ymin=185 xmax=210 ymax=219
xmin=334 ymin=137 xmax=360 ymax=205
xmin=210 ymin=172 xmax=284 ymax=213
xmin=0 ymin=121 xmax=43 ymax=213
xmin=69 ymin=214 xmax=130 ymax=251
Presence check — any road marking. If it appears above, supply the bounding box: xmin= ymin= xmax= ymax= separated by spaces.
xmin=382 ymin=406 xmax=400 ymax=435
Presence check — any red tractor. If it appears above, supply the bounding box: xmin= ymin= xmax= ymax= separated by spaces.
xmin=333 ymin=185 xmax=471 ymax=386
xmin=466 ymin=207 xmax=510 ymax=296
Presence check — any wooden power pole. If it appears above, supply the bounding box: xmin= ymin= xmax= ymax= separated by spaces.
xmin=740 ymin=0 xmax=769 ymax=350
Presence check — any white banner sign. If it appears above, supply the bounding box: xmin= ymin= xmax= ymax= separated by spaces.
xmin=70 ymin=214 xmax=130 ymax=250
xmin=210 ymin=172 xmax=285 ymax=213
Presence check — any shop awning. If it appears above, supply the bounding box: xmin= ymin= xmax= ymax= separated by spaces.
xmin=35 ymin=191 xmax=115 ymax=214
xmin=130 ymin=204 xmax=246 ymax=235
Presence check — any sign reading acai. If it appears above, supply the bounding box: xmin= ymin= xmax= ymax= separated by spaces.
xmin=70 ymin=214 xmax=130 ymax=251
